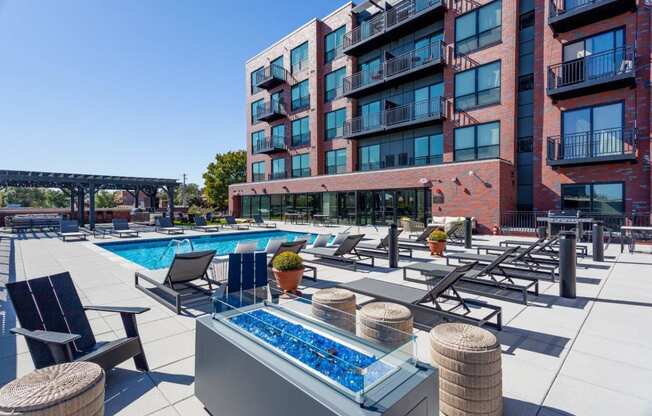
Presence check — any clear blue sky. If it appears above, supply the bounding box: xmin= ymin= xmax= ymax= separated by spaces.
xmin=0 ymin=0 xmax=343 ymax=184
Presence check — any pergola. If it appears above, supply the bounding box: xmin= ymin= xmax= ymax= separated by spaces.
xmin=0 ymin=170 xmax=179 ymax=230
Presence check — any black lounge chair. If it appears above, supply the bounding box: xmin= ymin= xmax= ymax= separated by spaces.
xmin=58 ymin=220 xmax=87 ymax=241
xmin=399 ymin=225 xmax=439 ymax=243
xmin=7 ymin=272 xmax=150 ymax=371
xmin=303 ymin=234 xmax=374 ymax=271
xmin=445 ymin=222 xmax=466 ymax=245
xmin=111 ymin=219 xmax=140 ymax=238
xmin=155 ymin=217 xmax=184 ymax=235
xmin=476 ymin=238 xmax=562 ymax=267
xmin=252 ymin=214 xmax=276 ymax=229
xmin=193 ymin=216 xmax=221 ymax=233
xmin=398 ymin=223 xmax=463 ymax=251
xmin=498 ymin=236 xmax=588 ymax=257
xmin=356 ymin=229 xmax=413 ymax=259
xmin=339 ymin=262 xmax=502 ymax=330
xmin=267 ymin=240 xmax=316 ymax=281
xmin=224 ymin=215 xmax=249 ymax=230
xmin=403 ymin=247 xmax=539 ymax=305
xmin=135 ymin=250 xmax=217 ymax=314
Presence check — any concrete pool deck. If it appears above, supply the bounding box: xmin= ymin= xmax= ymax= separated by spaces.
xmin=1 ymin=224 xmax=651 ymax=415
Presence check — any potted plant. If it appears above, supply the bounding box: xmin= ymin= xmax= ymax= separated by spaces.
xmin=272 ymin=252 xmax=304 ymax=296
xmin=427 ymin=229 xmax=447 ymax=256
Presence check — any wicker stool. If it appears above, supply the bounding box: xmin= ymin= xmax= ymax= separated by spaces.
xmin=0 ymin=362 xmax=105 ymax=416
xmin=312 ymin=288 xmax=356 ymax=332
xmin=359 ymin=302 xmax=413 ymax=347
xmin=430 ymin=323 xmax=502 ymax=416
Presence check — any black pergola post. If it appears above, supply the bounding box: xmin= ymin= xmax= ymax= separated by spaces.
xmin=69 ymin=188 xmax=76 ymax=219
xmin=77 ymin=186 xmax=85 ymax=226
xmin=88 ymin=182 xmax=96 ymax=230
xmin=167 ymin=186 xmax=176 ymax=219
xmin=134 ymin=186 xmax=141 ymax=208
xmin=150 ymin=193 xmax=156 ymax=210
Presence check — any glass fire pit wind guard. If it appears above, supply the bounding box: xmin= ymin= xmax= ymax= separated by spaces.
xmin=211 ymin=289 xmax=419 ymax=406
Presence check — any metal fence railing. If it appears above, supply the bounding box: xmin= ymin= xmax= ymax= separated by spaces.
xmin=501 ymin=210 xmax=652 ymax=234
xmin=547 ymin=46 xmax=635 ymax=90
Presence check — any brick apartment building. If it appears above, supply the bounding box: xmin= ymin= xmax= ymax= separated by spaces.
xmin=229 ymin=0 xmax=652 ymax=232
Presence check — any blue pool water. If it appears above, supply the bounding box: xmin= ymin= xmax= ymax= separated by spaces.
xmin=228 ymin=309 xmax=393 ymax=393
xmin=98 ymin=230 xmax=317 ymax=270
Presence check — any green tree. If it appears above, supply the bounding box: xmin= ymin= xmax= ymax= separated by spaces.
xmin=0 ymin=189 xmax=5 ymax=207
xmin=95 ymin=191 xmax=119 ymax=208
xmin=175 ymin=183 xmax=203 ymax=207
xmin=45 ymin=189 xmax=69 ymax=208
xmin=203 ymin=150 xmax=246 ymax=210
xmin=6 ymin=188 xmax=48 ymax=207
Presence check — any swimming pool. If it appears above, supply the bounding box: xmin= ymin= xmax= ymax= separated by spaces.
xmin=98 ymin=230 xmax=317 ymax=270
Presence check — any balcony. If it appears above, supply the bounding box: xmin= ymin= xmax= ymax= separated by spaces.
xmin=252 ymin=136 xmax=287 ymax=155
xmin=358 ymin=155 xmax=443 ymax=172
xmin=343 ymin=0 xmax=444 ymax=56
xmin=548 ymin=0 xmax=637 ymax=32
xmin=344 ymin=98 xmax=446 ymax=139
xmin=268 ymin=171 xmax=288 ymax=181
xmin=255 ymin=64 xmax=287 ymax=90
xmin=547 ymin=47 xmax=636 ymax=99
xmin=255 ymin=100 xmax=286 ymax=122
xmin=547 ymin=127 xmax=638 ymax=167
xmin=291 ymin=168 xmax=311 ymax=178
xmin=343 ymin=41 xmax=446 ymax=98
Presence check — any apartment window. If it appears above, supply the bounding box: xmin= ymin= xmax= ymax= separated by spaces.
xmin=271 ymin=158 xmax=286 ymax=180
xmin=359 ymin=144 xmax=380 ymax=171
xmin=359 ymin=100 xmax=382 ymax=132
xmin=325 ymin=108 xmax=346 ymax=140
xmin=325 ymin=26 xmax=346 ymax=63
xmin=562 ymin=28 xmax=625 ymax=82
xmin=414 ymin=32 xmax=444 ymax=61
xmin=455 ymin=0 xmax=502 ymax=55
xmin=325 ymin=67 xmax=346 ymax=102
xmin=326 ymin=149 xmax=347 ymax=174
xmin=292 ymin=154 xmax=310 ymax=177
xmin=561 ymin=102 xmax=623 ymax=159
xmin=455 ymin=121 xmax=500 ymax=161
xmin=270 ymin=56 xmax=284 ymax=79
xmin=413 ymin=83 xmax=444 ymax=118
xmin=271 ymin=124 xmax=286 ymax=147
xmin=250 ymin=67 xmax=264 ymax=95
xmin=251 ymin=130 xmax=265 ymax=152
xmin=358 ymin=57 xmax=382 ymax=88
xmin=414 ymin=134 xmax=443 ymax=165
xmin=455 ymin=61 xmax=501 ymax=111
xmin=252 ymin=162 xmax=265 ymax=182
xmin=291 ymin=42 xmax=309 ymax=74
xmin=291 ymin=80 xmax=310 ymax=111
xmin=561 ymin=183 xmax=624 ymax=215
xmin=251 ymin=99 xmax=264 ymax=123
xmin=291 ymin=116 xmax=310 ymax=146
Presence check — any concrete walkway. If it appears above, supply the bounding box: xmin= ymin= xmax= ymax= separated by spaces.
xmin=0 ymin=224 xmax=651 ymax=415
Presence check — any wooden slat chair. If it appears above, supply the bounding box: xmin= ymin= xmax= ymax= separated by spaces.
xmin=7 ymin=272 xmax=150 ymax=371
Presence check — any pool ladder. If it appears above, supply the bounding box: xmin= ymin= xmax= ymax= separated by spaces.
xmin=159 ymin=238 xmax=195 ymax=260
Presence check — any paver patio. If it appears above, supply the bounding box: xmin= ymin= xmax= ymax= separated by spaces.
xmin=1 ymin=224 xmax=651 ymax=415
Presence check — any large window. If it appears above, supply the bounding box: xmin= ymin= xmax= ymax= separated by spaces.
xmin=562 ymin=28 xmax=625 ymax=80
xmin=271 ymin=158 xmax=286 ymax=180
xmin=291 ymin=117 xmax=310 ymax=146
xmin=325 ymin=67 xmax=346 ymax=102
xmin=325 ymin=26 xmax=346 ymax=63
xmin=455 ymin=61 xmax=501 ymax=111
xmin=292 ymin=154 xmax=310 ymax=177
xmin=359 ymin=57 xmax=382 ymax=88
xmin=562 ymin=102 xmax=623 ymax=159
xmin=455 ymin=121 xmax=500 ymax=161
xmin=271 ymin=124 xmax=286 ymax=147
xmin=359 ymin=144 xmax=381 ymax=171
xmin=561 ymin=183 xmax=624 ymax=216
xmin=326 ymin=149 xmax=347 ymax=175
xmin=251 ymin=99 xmax=265 ymax=123
xmin=413 ymin=83 xmax=444 ymax=119
xmin=455 ymin=0 xmax=502 ymax=55
xmin=252 ymin=162 xmax=265 ymax=182
xmin=359 ymin=100 xmax=382 ymax=131
xmin=251 ymin=130 xmax=265 ymax=152
xmin=325 ymin=108 xmax=346 ymax=140
xmin=250 ymin=67 xmax=264 ymax=95
xmin=291 ymin=80 xmax=310 ymax=111
xmin=414 ymin=134 xmax=443 ymax=165
xmin=291 ymin=42 xmax=309 ymax=74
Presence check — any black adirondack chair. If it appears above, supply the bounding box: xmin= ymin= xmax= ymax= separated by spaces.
xmin=7 ymin=272 xmax=150 ymax=371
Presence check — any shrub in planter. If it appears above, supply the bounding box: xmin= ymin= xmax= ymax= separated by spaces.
xmin=427 ymin=229 xmax=447 ymax=256
xmin=272 ymin=252 xmax=304 ymax=295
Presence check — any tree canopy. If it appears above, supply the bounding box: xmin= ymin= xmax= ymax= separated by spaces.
xmin=203 ymin=150 xmax=246 ymax=211
xmin=1 ymin=188 xmax=70 ymax=208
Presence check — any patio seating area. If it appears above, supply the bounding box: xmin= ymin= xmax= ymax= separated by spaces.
xmin=1 ymin=222 xmax=651 ymax=415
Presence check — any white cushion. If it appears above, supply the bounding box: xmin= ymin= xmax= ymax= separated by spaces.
xmin=310 ymin=234 xmax=331 ymax=248
xmin=430 ymin=216 xmax=446 ymax=225
xmin=264 ymin=238 xmax=285 ymax=254
xmin=330 ymin=233 xmax=349 ymax=246
xmin=235 ymin=241 xmax=258 ymax=253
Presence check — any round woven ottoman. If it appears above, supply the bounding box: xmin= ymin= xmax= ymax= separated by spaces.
xmin=429 ymin=323 xmax=502 ymax=416
xmin=312 ymin=288 xmax=357 ymax=332
xmin=359 ymin=302 xmax=413 ymax=347
xmin=0 ymin=362 xmax=105 ymax=416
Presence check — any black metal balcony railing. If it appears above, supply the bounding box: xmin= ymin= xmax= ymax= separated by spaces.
xmin=547 ymin=127 xmax=637 ymax=165
xmin=550 ymin=0 xmax=603 ymax=18
xmin=254 ymin=64 xmax=287 ymax=89
xmin=547 ymin=47 xmax=635 ymax=92
xmin=252 ymin=136 xmax=287 ymax=154
xmin=358 ymin=155 xmax=443 ymax=172
xmin=269 ymin=171 xmax=288 ymax=181
xmin=255 ymin=100 xmax=286 ymax=122
xmin=548 ymin=0 xmax=636 ymax=32
xmin=291 ymin=95 xmax=310 ymax=112
xmin=501 ymin=210 xmax=651 ymax=234
xmin=343 ymin=0 xmax=443 ymax=53
xmin=345 ymin=98 xmax=445 ymax=138
xmin=292 ymin=168 xmax=311 ymax=178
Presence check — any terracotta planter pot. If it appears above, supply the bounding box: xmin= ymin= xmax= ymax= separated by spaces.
xmin=272 ymin=267 xmax=304 ymax=294
xmin=428 ymin=240 xmax=446 ymax=256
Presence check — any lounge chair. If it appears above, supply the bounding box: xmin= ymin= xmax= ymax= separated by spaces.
xmin=398 ymin=224 xmax=462 ymax=251
xmin=339 ymin=262 xmax=502 ymax=330
xmin=308 ymin=234 xmax=331 ymax=248
xmin=399 ymin=225 xmax=438 ymax=243
xmin=235 ymin=241 xmax=258 ymax=253
xmin=445 ymin=222 xmax=466 ymax=245
xmin=193 ymin=216 xmax=221 ymax=233
xmin=356 ymin=229 xmax=413 ymax=258
xmin=224 ymin=215 xmax=249 ymax=230
xmin=252 ymin=215 xmax=276 ymax=228
xmin=58 ymin=220 xmax=87 ymax=241
xmin=476 ymin=237 xmax=562 ymax=267
xmin=135 ymin=250 xmax=217 ymax=314
xmin=328 ymin=232 xmax=349 ymax=246
xmin=263 ymin=238 xmax=285 ymax=254
xmin=303 ymin=234 xmax=374 ymax=271
xmin=7 ymin=272 xmax=150 ymax=371
xmin=111 ymin=219 xmax=140 ymax=238
xmin=498 ymin=236 xmax=588 ymax=257
xmin=403 ymin=247 xmax=539 ymax=305
xmin=267 ymin=240 xmax=316 ymax=281
xmin=156 ymin=217 xmax=184 ymax=235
